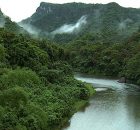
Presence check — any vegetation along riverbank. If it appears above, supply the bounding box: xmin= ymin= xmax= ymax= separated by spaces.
xmin=0 ymin=28 xmax=95 ymax=130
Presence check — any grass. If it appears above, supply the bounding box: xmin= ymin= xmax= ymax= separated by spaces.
xmin=85 ymin=83 xmax=96 ymax=96
xmin=74 ymin=100 xmax=88 ymax=111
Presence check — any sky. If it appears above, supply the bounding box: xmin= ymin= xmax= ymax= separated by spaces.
xmin=0 ymin=0 xmax=140 ymax=22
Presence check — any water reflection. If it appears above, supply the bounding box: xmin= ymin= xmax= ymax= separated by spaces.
xmin=63 ymin=74 xmax=140 ymax=130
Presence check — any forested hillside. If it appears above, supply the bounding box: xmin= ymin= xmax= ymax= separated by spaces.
xmin=20 ymin=2 xmax=140 ymax=42
xmin=0 ymin=28 xmax=95 ymax=130
xmin=0 ymin=9 xmax=27 ymax=34
xmin=65 ymin=28 xmax=140 ymax=85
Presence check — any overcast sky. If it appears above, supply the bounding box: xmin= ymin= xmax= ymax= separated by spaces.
xmin=0 ymin=0 xmax=140 ymax=22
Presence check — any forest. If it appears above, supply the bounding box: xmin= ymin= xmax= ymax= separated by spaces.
xmin=0 ymin=1 xmax=140 ymax=130
xmin=65 ymin=29 xmax=140 ymax=85
xmin=0 ymin=28 xmax=95 ymax=130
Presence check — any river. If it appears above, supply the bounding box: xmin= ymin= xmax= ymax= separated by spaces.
xmin=63 ymin=74 xmax=140 ymax=130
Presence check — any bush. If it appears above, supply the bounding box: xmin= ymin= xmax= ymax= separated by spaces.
xmin=0 ymin=86 xmax=28 ymax=108
xmin=0 ymin=68 xmax=42 ymax=90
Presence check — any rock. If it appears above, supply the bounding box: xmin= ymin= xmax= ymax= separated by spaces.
xmin=118 ymin=77 xmax=126 ymax=83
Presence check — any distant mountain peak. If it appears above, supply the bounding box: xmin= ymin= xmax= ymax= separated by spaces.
xmin=108 ymin=2 xmax=120 ymax=6
xmin=20 ymin=2 xmax=140 ymax=42
xmin=38 ymin=2 xmax=54 ymax=14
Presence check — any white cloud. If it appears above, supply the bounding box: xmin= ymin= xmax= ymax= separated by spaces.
xmin=0 ymin=0 xmax=40 ymax=22
xmin=51 ymin=15 xmax=87 ymax=34
xmin=0 ymin=0 xmax=140 ymax=22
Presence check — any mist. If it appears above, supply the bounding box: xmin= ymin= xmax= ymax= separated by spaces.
xmin=94 ymin=9 xmax=101 ymax=19
xmin=18 ymin=23 xmax=41 ymax=36
xmin=0 ymin=17 xmax=5 ymax=27
xmin=51 ymin=15 xmax=87 ymax=35
xmin=118 ymin=18 xmax=133 ymax=30
xmin=19 ymin=15 xmax=88 ymax=38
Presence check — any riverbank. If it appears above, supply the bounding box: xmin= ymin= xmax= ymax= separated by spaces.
xmin=73 ymin=83 xmax=96 ymax=111
xmin=63 ymin=74 xmax=140 ymax=130
xmin=74 ymin=72 xmax=118 ymax=80
xmin=55 ymin=83 xmax=95 ymax=130
xmin=75 ymin=70 xmax=140 ymax=87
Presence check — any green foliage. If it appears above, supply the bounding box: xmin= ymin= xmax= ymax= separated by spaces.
xmin=0 ymin=29 xmax=94 ymax=130
xmin=0 ymin=44 xmax=6 ymax=62
xmin=66 ymin=29 xmax=140 ymax=86
xmin=0 ymin=68 xmax=41 ymax=90
xmin=0 ymin=87 xmax=28 ymax=108
xmin=0 ymin=9 xmax=27 ymax=35
xmin=124 ymin=53 xmax=140 ymax=84
xmin=4 ymin=17 xmax=25 ymax=34
xmin=1 ymin=34 xmax=48 ymax=70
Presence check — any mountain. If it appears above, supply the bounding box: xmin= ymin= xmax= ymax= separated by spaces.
xmin=0 ymin=9 xmax=27 ymax=34
xmin=20 ymin=2 xmax=140 ymax=43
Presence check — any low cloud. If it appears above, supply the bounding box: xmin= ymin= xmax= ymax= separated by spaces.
xmin=118 ymin=18 xmax=133 ymax=30
xmin=51 ymin=15 xmax=87 ymax=35
xmin=0 ymin=17 xmax=5 ymax=27
xmin=19 ymin=15 xmax=87 ymax=38
xmin=18 ymin=23 xmax=41 ymax=36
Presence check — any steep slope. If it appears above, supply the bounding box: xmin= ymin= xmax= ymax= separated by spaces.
xmin=20 ymin=2 xmax=140 ymax=42
xmin=0 ymin=9 xmax=27 ymax=34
